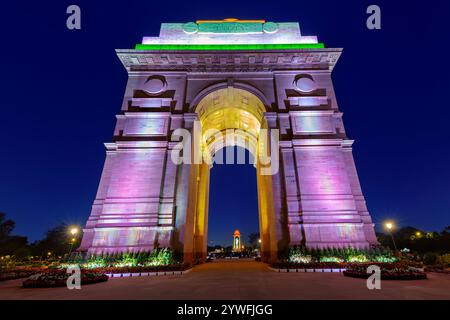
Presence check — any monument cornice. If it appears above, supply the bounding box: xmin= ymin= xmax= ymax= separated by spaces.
xmin=292 ymin=139 xmax=354 ymax=148
xmin=116 ymin=48 xmax=342 ymax=73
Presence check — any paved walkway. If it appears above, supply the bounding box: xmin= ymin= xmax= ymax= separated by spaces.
xmin=0 ymin=260 xmax=449 ymax=300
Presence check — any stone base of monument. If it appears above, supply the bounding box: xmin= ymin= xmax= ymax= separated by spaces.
xmin=106 ymin=268 xmax=192 ymax=278
xmin=268 ymin=266 xmax=347 ymax=273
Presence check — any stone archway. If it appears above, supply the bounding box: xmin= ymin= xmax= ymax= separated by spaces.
xmin=185 ymin=86 xmax=280 ymax=263
xmin=79 ymin=20 xmax=379 ymax=262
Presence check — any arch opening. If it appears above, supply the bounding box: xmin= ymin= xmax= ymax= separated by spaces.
xmin=207 ymin=146 xmax=259 ymax=257
xmin=188 ymin=86 xmax=278 ymax=263
xmin=196 ymin=87 xmax=265 ymax=165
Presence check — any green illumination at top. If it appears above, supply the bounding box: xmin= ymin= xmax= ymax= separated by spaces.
xmin=134 ymin=43 xmax=325 ymax=51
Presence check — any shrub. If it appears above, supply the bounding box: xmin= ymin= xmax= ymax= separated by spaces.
xmin=320 ymin=256 xmax=344 ymax=263
xmin=347 ymin=254 xmax=368 ymax=263
xmin=343 ymin=263 xmax=427 ymax=280
xmin=436 ymin=253 xmax=450 ymax=267
xmin=373 ymin=255 xmax=397 ymax=263
xmin=423 ymin=252 xmax=438 ymax=265
xmin=84 ymin=254 xmax=107 ymax=268
xmin=288 ymin=247 xmax=312 ymax=264
xmin=0 ymin=255 xmax=17 ymax=270
xmin=59 ymin=248 xmax=178 ymax=269
xmin=115 ymin=252 xmax=138 ymax=267
xmin=22 ymin=269 xmax=108 ymax=288
xmin=145 ymin=248 xmax=174 ymax=266
xmin=286 ymin=246 xmax=397 ymax=264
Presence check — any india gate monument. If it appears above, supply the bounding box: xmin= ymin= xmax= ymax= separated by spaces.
xmin=79 ymin=19 xmax=378 ymax=263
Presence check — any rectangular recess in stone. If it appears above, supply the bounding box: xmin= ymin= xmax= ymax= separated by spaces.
xmin=131 ymin=98 xmax=172 ymax=108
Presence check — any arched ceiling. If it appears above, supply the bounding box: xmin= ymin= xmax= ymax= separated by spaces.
xmin=196 ymin=86 xmax=266 ymax=143
xmin=195 ymin=87 xmax=266 ymax=161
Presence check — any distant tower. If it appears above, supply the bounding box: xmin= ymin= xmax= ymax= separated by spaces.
xmin=232 ymin=230 xmax=241 ymax=252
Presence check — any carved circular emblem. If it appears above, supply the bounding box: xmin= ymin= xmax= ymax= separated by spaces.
xmin=294 ymin=75 xmax=316 ymax=92
xmin=263 ymin=22 xmax=278 ymax=34
xmin=182 ymin=22 xmax=199 ymax=34
xmin=145 ymin=76 xmax=166 ymax=94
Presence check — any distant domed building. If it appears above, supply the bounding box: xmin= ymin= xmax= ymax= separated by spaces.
xmin=232 ymin=229 xmax=242 ymax=252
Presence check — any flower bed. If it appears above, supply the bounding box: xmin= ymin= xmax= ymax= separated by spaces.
xmin=271 ymin=261 xmax=422 ymax=270
xmin=287 ymin=246 xmax=398 ymax=264
xmin=343 ymin=263 xmax=427 ymax=280
xmin=22 ymin=269 xmax=108 ymax=288
xmin=269 ymin=261 xmax=427 ymax=279
xmin=90 ymin=263 xmax=191 ymax=275
xmin=64 ymin=248 xmax=178 ymax=269
xmin=0 ymin=267 xmax=45 ymax=282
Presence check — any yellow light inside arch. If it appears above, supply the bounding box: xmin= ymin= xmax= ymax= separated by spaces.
xmin=192 ymin=87 xmax=274 ymax=260
xmin=196 ymin=87 xmax=266 ymax=160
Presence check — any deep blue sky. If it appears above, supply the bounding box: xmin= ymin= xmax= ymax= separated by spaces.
xmin=0 ymin=1 xmax=449 ymax=245
xmin=208 ymin=148 xmax=259 ymax=246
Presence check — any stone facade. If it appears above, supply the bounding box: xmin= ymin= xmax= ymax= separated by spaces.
xmin=79 ymin=20 xmax=378 ymax=262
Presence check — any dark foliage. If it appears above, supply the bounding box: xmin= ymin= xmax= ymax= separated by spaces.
xmin=377 ymin=226 xmax=450 ymax=254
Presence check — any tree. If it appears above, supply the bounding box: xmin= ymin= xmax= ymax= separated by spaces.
xmin=248 ymin=232 xmax=260 ymax=249
xmin=30 ymin=223 xmax=77 ymax=257
xmin=0 ymin=212 xmax=15 ymax=242
xmin=0 ymin=212 xmax=30 ymax=258
xmin=377 ymin=225 xmax=450 ymax=254
xmin=0 ymin=236 xmax=30 ymax=258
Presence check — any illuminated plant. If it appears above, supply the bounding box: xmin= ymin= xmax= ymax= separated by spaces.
xmin=320 ymin=256 xmax=344 ymax=263
xmin=115 ymin=252 xmax=138 ymax=267
xmin=288 ymin=246 xmax=312 ymax=263
xmin=287 ymin=246 xmax=398 ymax=264
xmin=347 ymin=254 xmax=369 ymax=263
xmin=145 ymin=248 xmax=174 ymax=266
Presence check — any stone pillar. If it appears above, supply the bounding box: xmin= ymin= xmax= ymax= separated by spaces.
xmin=193 ymin=162 xmax=211 ymax=261
xmin=78 ymin=146 xmax=115 ymax=252
xmin=279 ymin=141 xmax=303 ymax=246
xmin=341 ymin=141 xmax=377 ymax=244
xmin=81 ymin=141 xmax=170 ymax=254
xmin=293 ymin=139 xmax=372 ymax=249
xmin=79 ymin=110 xmax=174 ymax=254
xmin=256 ymin=160 xmax=272 ymax=262
xmin=172 ymin=113 xmax=200 ymax=263
xmin=259 ymin=112 xmax=289 ymax=262
xmin=156 ymin=142 xmax=180 ymax=248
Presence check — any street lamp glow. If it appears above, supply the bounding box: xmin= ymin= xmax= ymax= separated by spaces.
xmin=385 ymin=221 xmax=394 ymax=230
xmin=416 ymin=231 xmax=421 ymax=237
xmin=258 ymin=239 xmax=261 ymax=243
xmin=70 ymin=227 xmax=79 ymax=236
xmin=384 ymin=220 xmax=397 ymax=251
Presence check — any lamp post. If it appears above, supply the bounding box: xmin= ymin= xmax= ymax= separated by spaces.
xmin=384 ymin=221 xmax=397 ymax=251
xmin=70 ymin=227 xmax=79 ymax=236
xmin=68 ymin=226 xmax=79 ymax=254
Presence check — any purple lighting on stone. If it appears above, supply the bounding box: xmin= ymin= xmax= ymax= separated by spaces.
xmin=79 ymin=19 xmax=378 ymax=262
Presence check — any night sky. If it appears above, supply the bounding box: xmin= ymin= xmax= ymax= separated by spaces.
xmin=0 ymin=1 xmax=449 ymax=246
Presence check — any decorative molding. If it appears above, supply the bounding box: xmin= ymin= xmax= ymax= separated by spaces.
xmin=116 ymin=49 xmax=342 ymax=73
xmin=189 ymin=81 xmax=272 ymax=111
xmin=288 ymin=96 xmax=328 ymax=107
xmin=131 ymin=97 xmax=172 ymax=108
